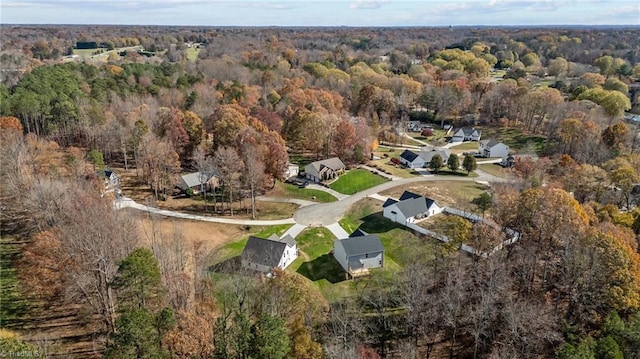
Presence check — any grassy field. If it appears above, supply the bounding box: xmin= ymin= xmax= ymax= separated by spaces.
xmin=480 ymin=127 xmax=546 ymax=154
xmin=448 ymin=141 xmax=480 ymax=152
xmin=339 ymin=198 xmax=439 ymax=270
xmin=380 ymin=180 xmax=488 ymax=209
xmin=368 ymin=158 xmax=417 ymax=179
xmin=0 ymin=238 xmax=28 ymax=327
xmin=287 ymin=228 xmax=354 ymax=302
xmin=186 ymin=47 xmax=200 ymax=61
xmin=330 ymin=169 xmax=389 ymax=194
xmin=156 ymin=195 xmax=299 ymax=220
xmin=478 ymin=163 xmax=513 ymax=178
xmin=214 ymin=224 xmax=293 ymax=262
xmin=272 ymin=182 xmax=337 ymax=203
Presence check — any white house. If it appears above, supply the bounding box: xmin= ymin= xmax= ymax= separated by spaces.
xmin=451 ymin=127 xmax=482 ymax=142
xmin=333 ymin=234 xmax=384 ymax=278
xmin=382 ymin=191 xmax=444 ymax=225
xmin=304 ymin=157 xmax=346 ymax=182
xmin=96 ymin=169 xmax=120 ymax=189
xmin=479 ymin=139 xmax=509 ymax=159
xmin=283 ymin=163 xmax=299 ymax=179
xmin=241 ymin=234 xmax=298 ymax=274
xmin=399 ymin=150 xmax=425 ymax=168
xmin=399 ymin=148 xmax=451 ymax=168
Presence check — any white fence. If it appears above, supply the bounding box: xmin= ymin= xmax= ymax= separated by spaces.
xmin=405 ymin=207 xmax=521 ymax=258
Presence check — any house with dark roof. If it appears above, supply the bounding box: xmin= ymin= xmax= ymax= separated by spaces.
xmin=399 ymin=148 xmax=451 ymax=168
xmin=479 ymin=139 xmax=509 ymax=158
xmin=382 ymin=190 xmax=443 ymax=224
xmin=240 ymin=234 xmax=298 ymax=274
xmin=177 ymin=171 xmax=218 ymax=194
xmin=304 ymin=157 xmax=346 ymax=182
xmin=333 ymin=234 xmax=384 ymax=278
xmin=97 ymin=169 xmax=120 ymax=189
xmin=451 ymin=127 xmax=482 ymax=142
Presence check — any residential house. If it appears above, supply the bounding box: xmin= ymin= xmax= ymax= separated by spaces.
xmin=479 ymin=139 xmax=510 ymax=158
xmin=382 ymin=190 xmax=443 ymax=224
xmin=177 ymin=171 xmax=217 ymax=194
xmin=501 ymin=155 xmax=516 ymax=168
xmin=241 ymin=234 xmax=298 ymax=274
xmin=399 ymin=149 xmax=425 ymax=168
xmin=96 ymin=169 xmax=120 ymax=189
xmin=333 ymin=234 xmax=384 ymax=278
xmin=399 ymin=148 xmax=451 ymax=168
xmin=304 ymin=157 xmax=346 ymax=182
xmin=283 ymin=163 xmax=299 ymax=179
xmin=451 ymin=127 xmax=482 ymax=142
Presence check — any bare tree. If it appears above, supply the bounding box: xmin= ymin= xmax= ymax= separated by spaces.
xmin=241 ymin=142 xmax=266 ymax=219
xmin=213 ymin=147 xmax=244 ymax=216
xmin=59 ymin=187 xmax=139 ymax=333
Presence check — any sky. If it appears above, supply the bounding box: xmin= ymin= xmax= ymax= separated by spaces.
xmin=1 ymin=0 xmax=639 ymax=27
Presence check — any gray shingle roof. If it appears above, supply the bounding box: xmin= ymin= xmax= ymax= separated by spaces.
xmin=336 ymin=234 xmax=384 ymax=257
xmin=241 ymin=235 xmax=296 ymax=268
xmin=419 ymin=149 xmax=451 ymax=163
xmin=308 ymin=157 xmax=345 ymax=172
xmin=179 ymin=171 xmax=216 ymax=190
xmin=480 ymin=138 xmax=502 ymax=148
xmin=393 ymin=192 xmax=440 ymax=218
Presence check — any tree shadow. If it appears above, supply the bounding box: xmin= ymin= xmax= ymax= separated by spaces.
xmin=358 ymin=212 xmax=401 ymax=234
xmin=209 ymin=256 xmax=241 ymax=274
xmin=296 ymin=254 xmax=346 ymax=284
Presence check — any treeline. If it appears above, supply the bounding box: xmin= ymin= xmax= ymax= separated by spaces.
xmin=0 ymin=25 xmax=640 ymax=358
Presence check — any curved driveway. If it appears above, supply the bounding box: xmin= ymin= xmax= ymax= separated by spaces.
xmin=117 ymin=169 xmax=504 ymax=238
xmin=293 ymin=174 xmax=496 ymax=226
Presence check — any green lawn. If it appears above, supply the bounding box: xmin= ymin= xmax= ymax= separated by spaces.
xmin=340 ymin=199 xmax=440 ymax=271
xmin=186 ymin=47 xmax=200 ymax=61
xmin=287 ymin=228 xmax=349 ymax=302
xmin=368 ymin=158 xmax=417 ymax=179
xmin=215 ymin=224 xmax=293 ymax=261
xmin=276 ymin=182 xmax=337 ymax=202
xmin=330 ymin=169 xmax=389 ymax=194
xmin=448 ymin=141 xmax=480 ymax=151
xmin=479 ymin=127 xmax=547 ymax=154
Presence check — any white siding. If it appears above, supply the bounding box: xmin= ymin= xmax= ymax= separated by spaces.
xmin=383 ymin=204 xmax=408 ymax=225
xmin=278 ymin=244 xmax=298 ymax=269
xmin=358 ymin=252 xmax=384 ymax=269
xmin=333 ymin=241 xmax=349 ymax=272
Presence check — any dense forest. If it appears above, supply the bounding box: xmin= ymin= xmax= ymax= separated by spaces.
xmin=1 ymin=25 xmax=640 ymax=358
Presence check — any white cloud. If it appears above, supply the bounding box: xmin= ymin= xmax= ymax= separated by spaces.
xmin=349 ymin=0 xmax=390 ymax=10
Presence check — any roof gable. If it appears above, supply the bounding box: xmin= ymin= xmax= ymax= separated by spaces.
xmin=180 ymin=171 xmax=216 ymax=189
xmin=399 ymin=191 xmax=422 ymax=201
xmin=400 ymin=149 xmax=419 ymax=162
xmin=393 ymin=193 xmax=440 ymax=218
xmin=481 ymin=138 xmax=502 ymax=148
xmin=382 ymin=198 xmax=398 ymax=208
xmin=336 ymin=235 xmax=384 ymax=257
xmin=395 ymin=197 xmax=429 ymax=218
